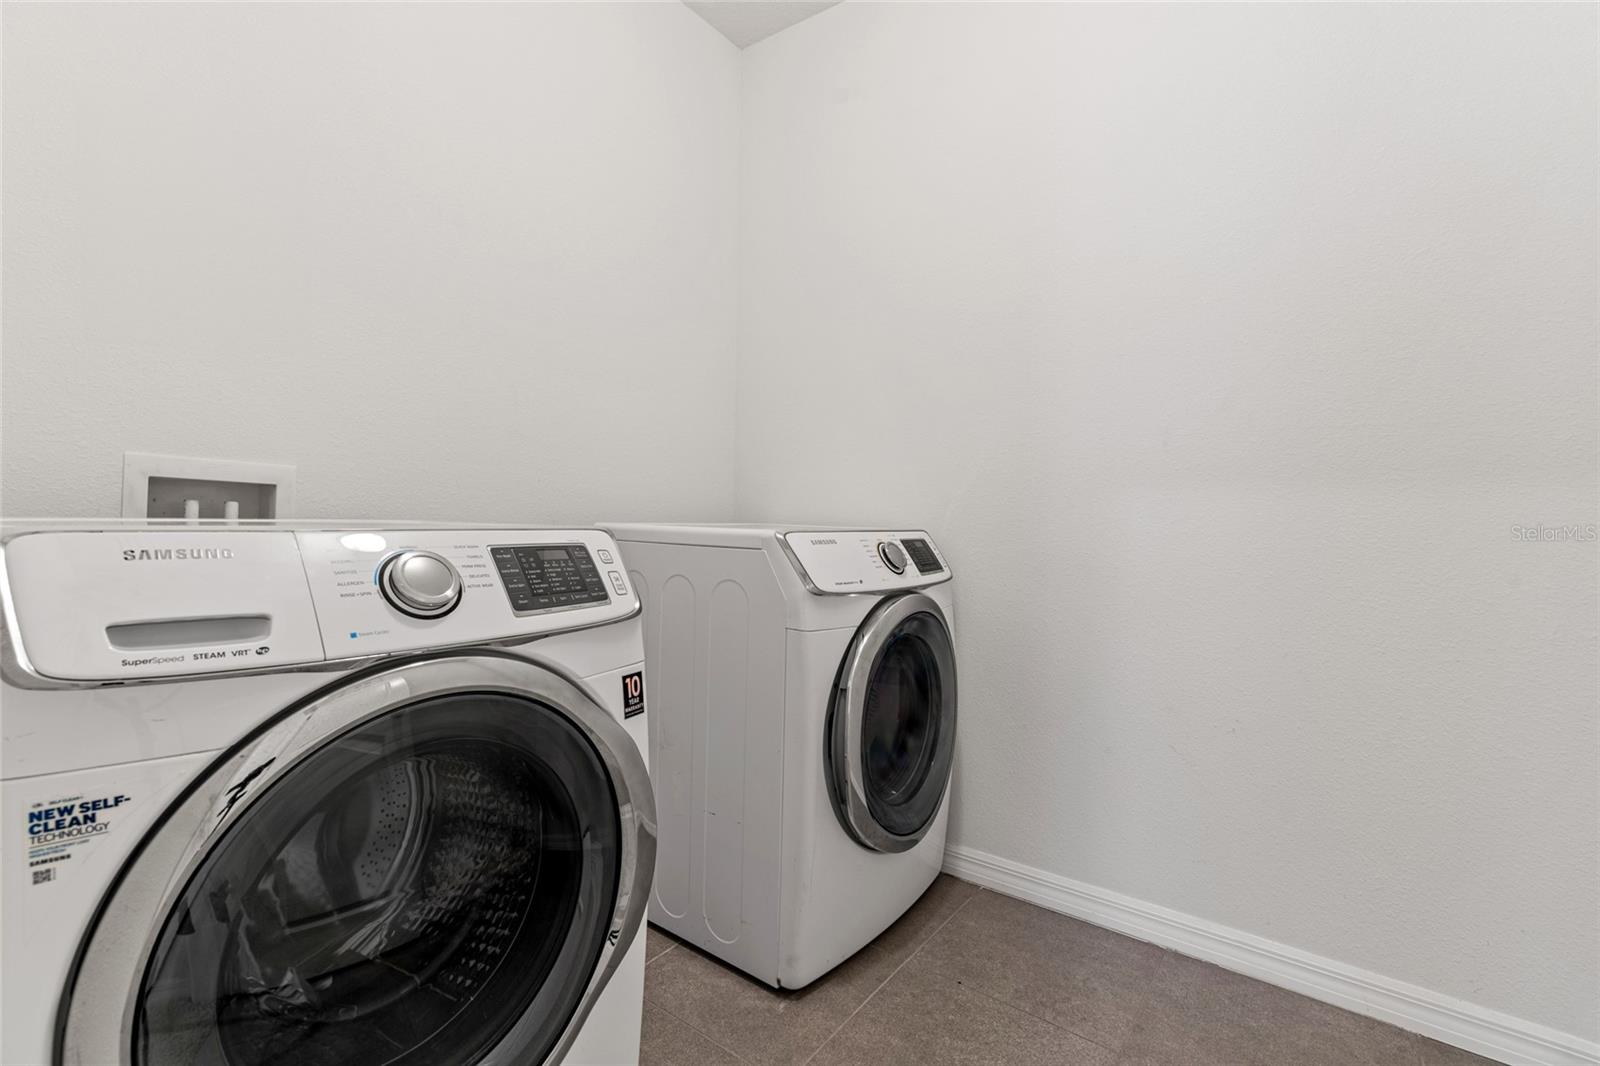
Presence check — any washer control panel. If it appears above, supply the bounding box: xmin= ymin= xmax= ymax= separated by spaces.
xmin=780 ymin=530 xmax=950 ymax=595
xmin=0 ymin=527 xmax=638 ymax=685
xmin=298 ymin=528 xmax=633 ymax=661
xmin=490 ymin=543 xmax=609 ymax=615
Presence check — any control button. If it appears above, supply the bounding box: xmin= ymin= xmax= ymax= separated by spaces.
xmin=597 ymin=549 xmax=614 ymax=564
xmin=380 ymin=551 xmax=463 ymax=618
xmin=608 ymin=570 xmax=628 ymax=595
xmin=878 ymin=541 xmax=908 ymax=575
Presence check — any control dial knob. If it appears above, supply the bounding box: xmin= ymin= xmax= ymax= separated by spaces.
xmin=878 ymin=540 xmax=907 ymax=575
xmin=379 ymin=550 xmax=462 ymax=618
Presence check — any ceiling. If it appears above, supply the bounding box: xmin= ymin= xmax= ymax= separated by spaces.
xmin=684 ymin=1 xmax=842 ymax=49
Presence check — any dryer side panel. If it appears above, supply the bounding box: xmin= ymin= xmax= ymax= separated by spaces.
xmin=644 ymin=567 xmax=695 ymax=921
xmin=620 ymin=540 xmax=787 ymax=984
xmin=702 ymin=578 xmax=751 ymax=944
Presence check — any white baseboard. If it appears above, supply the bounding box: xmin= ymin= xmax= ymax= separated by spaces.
xmin=942 ymin=845 xmax=1599 ymax=1066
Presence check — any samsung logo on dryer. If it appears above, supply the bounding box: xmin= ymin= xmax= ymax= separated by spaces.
xmin=122 ymin=547 xmax=235 ymax=562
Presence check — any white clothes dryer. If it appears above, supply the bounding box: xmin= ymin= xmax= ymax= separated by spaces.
xmin=602 ymin=524 xmax=955 ymax=989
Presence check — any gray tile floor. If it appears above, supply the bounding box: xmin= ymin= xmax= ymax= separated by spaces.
xmin=641 ymin=876 xmax=1500 ymax=1066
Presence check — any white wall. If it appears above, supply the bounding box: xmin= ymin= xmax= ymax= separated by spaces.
xmin=739 ymin=1 xmax=1598 ymax=1044
xmin=2 ymin=1 xmax=739 ymax=524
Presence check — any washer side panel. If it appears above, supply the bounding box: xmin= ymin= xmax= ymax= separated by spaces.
xmin=560 ymin=934 xmax=645 ymax=1065
xmin=2 ymin=753 xmax=212 ymax=1066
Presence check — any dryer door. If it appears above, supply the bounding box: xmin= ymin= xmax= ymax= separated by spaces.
xmin=58 ymin=653 xmax=654 ymax=1066
xmin=826 ymin=593 xmax=957 ymax=854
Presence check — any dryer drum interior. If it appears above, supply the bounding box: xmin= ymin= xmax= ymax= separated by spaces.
xmin=132 ymin=692 xmax=621 ymax=1066
xmin=860 ymin=619 xmax=947 ymax=833
xmin=827 ymin=593 xmax=958 ymax=854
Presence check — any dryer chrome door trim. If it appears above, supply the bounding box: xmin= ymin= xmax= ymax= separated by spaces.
xmin=56 ymin=652 xmax=656 ymax=1066
xmin=826 ymin=593 xmax=957 ymax=854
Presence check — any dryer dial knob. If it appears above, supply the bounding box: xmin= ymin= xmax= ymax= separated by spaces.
xmin=878 ymin=541 xmax=907 ymax=575
xmin=380 ymin=550 xmax=462 ymax=618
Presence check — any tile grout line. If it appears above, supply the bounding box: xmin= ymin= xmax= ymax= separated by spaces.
xmin=918 ymin=887 xmax=1148 ymax=1058
xmin=646 ymin=997 xmax=754 ymax=1064
xmin=901 ymin=891 xmax=1128 ymax=1057
xmin=937 ymin=969 xmax=1123 ymax=1059
xmin=645 ymin=924 xmax=679 ymax=963
xmin=643 ymin=934 xmax=750 ymax=1062
xmin=796 ymin=890 xmax=981 ymax=1066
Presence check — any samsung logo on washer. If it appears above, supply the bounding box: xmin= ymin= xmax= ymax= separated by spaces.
xmin=121 ymin=547 xmax=235 ymax=562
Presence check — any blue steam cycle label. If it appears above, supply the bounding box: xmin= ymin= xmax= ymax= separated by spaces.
xmin=24 ymin=792 xmax=130 ymax=885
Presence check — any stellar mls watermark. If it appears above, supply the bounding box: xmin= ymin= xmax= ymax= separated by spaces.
xmin=1510 ymin=523 xmax=1597 ymax=542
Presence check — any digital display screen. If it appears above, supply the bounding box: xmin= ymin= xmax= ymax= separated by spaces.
xmin=490 ymin=543 xmax=609 ymax=615
xmin=902 ymin=538 xmax=943 ymax=575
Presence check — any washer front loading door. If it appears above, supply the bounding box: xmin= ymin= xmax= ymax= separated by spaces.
xmin=826 ymin=593 xmax=957 ymax=854
xmin=58 ymin=653 xmax=655 ymax=1066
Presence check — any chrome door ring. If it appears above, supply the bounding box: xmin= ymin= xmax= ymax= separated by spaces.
xmin=57 ymin=651 xmax=656 ymax=1066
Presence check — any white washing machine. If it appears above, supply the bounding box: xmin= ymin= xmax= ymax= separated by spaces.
xmin=602 ymin=524 xmax=956 ymax=989
xmin=0 ymin=521 xmax=655 ymax=1066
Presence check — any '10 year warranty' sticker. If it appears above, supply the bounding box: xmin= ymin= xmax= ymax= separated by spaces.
xmin=622 ymin=672 xmax=645 ymax=718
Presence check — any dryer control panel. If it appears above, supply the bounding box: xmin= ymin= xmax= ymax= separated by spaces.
xmin=779 ymin=530 xmax=950 ymax=595
xmin=1 ymin=526 xmax=637 ymax=686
